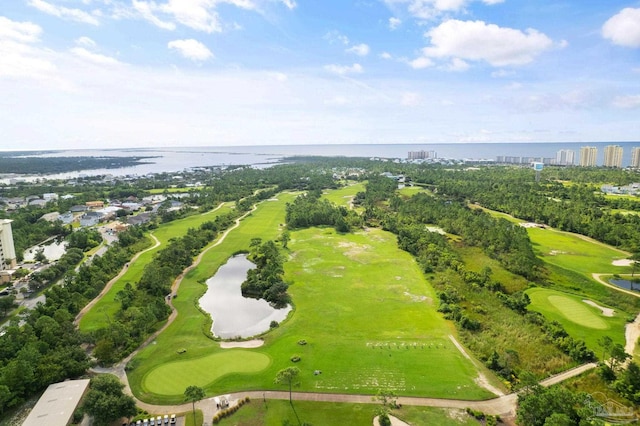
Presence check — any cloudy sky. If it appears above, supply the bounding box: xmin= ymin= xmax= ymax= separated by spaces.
xmin=1 ymin=0 xmax=639 ymax=150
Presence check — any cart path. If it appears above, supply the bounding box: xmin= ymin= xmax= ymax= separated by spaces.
xmin=74 ymin=233 xmax=161 ymax=326
xmin=90 ymin=204 xmax=259 ymax=407
xmin=119 ymin=362 xmax=596 ymax=420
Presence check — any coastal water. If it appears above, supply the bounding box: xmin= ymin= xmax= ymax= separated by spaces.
xmin=4 ymin=141 xmax=640 ymax=180
xmin=199 ymin=254 xmax=291 ymax=339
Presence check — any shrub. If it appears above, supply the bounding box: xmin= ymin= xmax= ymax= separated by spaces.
xmin=291 ymin=355 xmax=301 ymax=362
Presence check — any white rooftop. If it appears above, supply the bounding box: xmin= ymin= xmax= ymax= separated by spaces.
xmin=22 ymin=379 xmax=90 ymax=426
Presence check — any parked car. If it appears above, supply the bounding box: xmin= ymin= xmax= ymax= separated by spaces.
xmin=170 ymin=414 xmax=176 ymax=424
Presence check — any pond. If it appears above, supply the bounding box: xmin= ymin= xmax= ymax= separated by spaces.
xmin=199 ymin=254 xmax=291 ymax=339
xmin=23 ymin=239 xmax=67 ymax=262
xmin=609 ymin=278 xmax=640 ymax=292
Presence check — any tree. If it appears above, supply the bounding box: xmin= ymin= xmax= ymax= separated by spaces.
xmin=597 ymin=335 xmax=613 ymax=361
xmin=274 ymin=367 xmax=300 ymax=403
xmin=34 ymin=248 xmax=47 ymax=263
xmin=630 ymin=251 xmax=640 ymax=277
xmin=184 ymin=385 xmax=205 ymax=421
xmin=281 ymin=229 xmax=290 ymax=249
xmin=82 ymin=374 xmax=136 ymax=426
xmin=0 ymin=295 xmax=16 ymax=317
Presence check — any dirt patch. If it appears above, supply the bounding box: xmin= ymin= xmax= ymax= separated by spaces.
xmin=613 ymin=259 xmax=633 ymax=266
xmin=549 ymin=250 xmax=567 ymax=256
xmin=219 ymin=339 xmax=264 ymax=349
xmin=582 ymin=300 xmax=615 ymax=317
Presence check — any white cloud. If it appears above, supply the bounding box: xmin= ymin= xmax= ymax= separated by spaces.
xmin=75 ymin=36 xmax=96 ymax=48
xmin=447 ymin=57 xmax=469 ymax=71
xmin=383 ymin=0 xmax=508 ymax=21
xmin=168 ymin=39 xmax=213 ymax=61
xmin=132 ymin=0 xmax=177 ymax=31
xmin=280 ymin=0 xmax=297 ymax=9
xmin=422 ymin=20 xmax=554 ymax=66
xmin=324 ymin=30 xmax=349 ymax=45
xmin=389 ymin=17 xmax=401 ymax=30
xmin=28 ymin=0 xmax=100 ymax=25
xmin=0 ymin=16 xmax=42 ymax=43
xmin=380 ymin=52 xmax=393 ymax=60
xmin=70 ymin=47 xmax=120 ymax=65
xmin=159 ymin=0 xmax=225 ymax=33
xmin=612 ymin=95 xmax=640 ymax=109
xmin=324 ymin=63 xmax=363 ymax=75
xmin=408 ymin=56 xmax=433 ymax=69
xmin=602 ymin=8 xmax=640 ymax=48
xmin=346 ymin=43 xmax=370 ymax=56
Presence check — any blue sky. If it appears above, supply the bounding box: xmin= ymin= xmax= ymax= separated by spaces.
xmin=1 ymin=0 xmax=639 ymax=149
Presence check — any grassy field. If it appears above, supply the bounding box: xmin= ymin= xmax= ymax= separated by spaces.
xmin=79 ymin=204 xmax=234 ymax=332
xmin=129 ymin=190 xmax=492 ymax=404
xmin=526 ymin=227 xmax=629 ymax=276
xmin=526 ymin=287 xmax=627 ymax=352
xmin=213 ymin=400 xmax=479 ymax=426
xmin=322 ymin=182 xmax=365 ymax=207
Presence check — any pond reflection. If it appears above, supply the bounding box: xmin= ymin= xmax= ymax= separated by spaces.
xmin=199 ymin=254 xmax=291 ymax=339
xmin=610 ymin=278 xmax=640 ymax=292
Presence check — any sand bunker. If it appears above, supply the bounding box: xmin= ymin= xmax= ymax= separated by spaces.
xmin=220 ymin=339 xmax=264 ymax=349
xmin=583 ymin=300 xmax=615 ymax=317
xmin=613 ymin=259 xmax=633 ymax=266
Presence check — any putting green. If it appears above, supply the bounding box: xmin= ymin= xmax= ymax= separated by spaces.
xmin=545 ymin=295 xmax=608 ymax=330
xmin=143 ymin=350 xmax=270 ymax=396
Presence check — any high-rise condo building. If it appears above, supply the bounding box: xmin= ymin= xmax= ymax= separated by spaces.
xmin=579 ymin=146 xmax=598 ymax=167
xmin=603 ymin=145 xmax=623 ymax=168
xmin=0 ymin=219 xmax=17 ymax=271
xmin=555 ymin=149 xmax=575 ymax=166
xmin=631 ymin=147 xmax=640 ymax=168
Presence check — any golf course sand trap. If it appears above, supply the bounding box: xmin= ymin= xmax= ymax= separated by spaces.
xmin=220 ymin=339 xmax=264 ymax=348
xmin=582 ymin=300 xmax=614 ymax=317
xmin=625 ymin=313 xmax=640 ymax=356
xmin=613 ymin=259 xmax=633 ymax=266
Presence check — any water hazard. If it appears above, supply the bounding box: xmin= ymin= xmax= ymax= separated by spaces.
xmin=199 ymin=254 xmax=291 ymax=339
xmin=609 ymin=278 xmax=640 ymax=292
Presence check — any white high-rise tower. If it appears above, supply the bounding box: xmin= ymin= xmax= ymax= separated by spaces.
xmin=0 ymin=219 xmax=17 ymax=270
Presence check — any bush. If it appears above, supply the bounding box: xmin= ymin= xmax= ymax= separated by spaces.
xmin=291 ymin=355 xmax=301 ymax=362
xmin=378 ymin=413 xmax=391 ymax=426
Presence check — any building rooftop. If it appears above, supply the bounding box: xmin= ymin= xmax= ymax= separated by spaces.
xmin=22 ymin=379 xmax=90 ymax=426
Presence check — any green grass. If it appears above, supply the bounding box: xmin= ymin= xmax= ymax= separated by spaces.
xmin=526 ymin=288 xmax=627 ymax=353
xmin=398 ymin=186 xmax=429 ymax=197
xmin=79 ymin=204 xmax=234 ymax=332
xmin=128 ymin=191 xmax=491 ymax=404
xmin=321 ymin=182 xmax=365 ymax=207
xmin=213 ymin=400 xmax=478 ymax=426
xmin=526 ymin=227 xmax=629 ymax=276
xmin=143 ymin=351 xmax=270 ymax=396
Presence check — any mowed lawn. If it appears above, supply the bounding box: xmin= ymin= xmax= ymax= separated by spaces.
xmin=526 ymin=288 xmax=626 ymax=353
xmin=129 ymin=192 xmax=491 ymax=404
xmin=79 ymin=203 xmax=234 ymax=332
xmin=526 ymin=227 xmax=629 ymax=276
xmin=214 ymin=400 xmax=479 ymax=426
xmin=322 ymin=182 xmax=365 ymax=207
